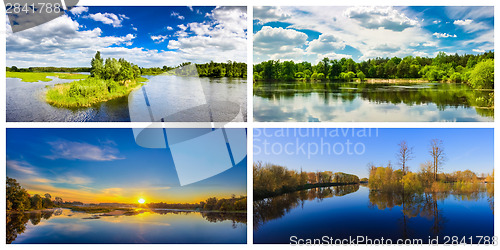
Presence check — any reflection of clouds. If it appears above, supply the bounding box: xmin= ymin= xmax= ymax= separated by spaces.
xmin=254 ymin=93 xmax=493 ymax=122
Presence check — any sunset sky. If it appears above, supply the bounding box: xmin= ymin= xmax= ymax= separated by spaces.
xmin=6 ymin=129 xmax=247 ymax=204
xmin=254 ymin=128 xmax=493 ymax=179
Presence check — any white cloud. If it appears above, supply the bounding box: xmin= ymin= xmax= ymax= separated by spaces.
xmin=166 ymin=26 xmax=173 ymax=30
xmin=69 ymin=6 xmax=88 ymax=15
xmin=188 ymin=6 xmax=194 ymax=12
xmin=454 ymin=19 xmax=473 ymax=26
xmin=253 ymin=6 xmax=290 ymax=24
xmin=344 ymin=6 xmax=419 ymax=32
xmin=254 ymin=26 xmax=307 ymax=49
xmin=7 ymin=160 xmax=37 ymax=175
xmin=433 ymin=32 xmax=457 ymax=38
xmin=306 ymin=34 xmax=345 ymax=53
xmin=86 ymin=12 xmax=128 ymax=27
xmin=432 ymin=20 xmax=441 ymax=24
xmin=151 ymin=35 xmax=169 ymax=43
xmin=45 ymin=139 xmax=125 ymax=161
xmin=7 ymin=7 xmax=246 ymax=68
xmin=171 ymin=11 xmax=185 ymax=20
xmin=473 ymin=49 xmax=486 ymax=53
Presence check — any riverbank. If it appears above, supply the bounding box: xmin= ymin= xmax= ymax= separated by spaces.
xmin=254 ymin=182 xmax=359 ymax=200
xmin=7 ymin=72 xmax=88 ymax=82
xmin=45 ymin=76 xmax=148 ymax=108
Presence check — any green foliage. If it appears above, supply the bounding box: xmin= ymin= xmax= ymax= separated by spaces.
xmin=253 ymin=51 xmax=494 ymax=88
xmin=46 ymin=77 xmax=147 ymax=108
xmin=6 ymin=177 xmax=31 ymax=211
xmin=469 ymin=59 xmax=494 ymax=89
xmin=7 ymin=177 xmax=59 ymax=212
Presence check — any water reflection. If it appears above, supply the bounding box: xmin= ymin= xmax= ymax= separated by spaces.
xmin=7 ymin=76 xmax=247 ymax=122
xmin=7 ymin=208 xmax=246 ymax=244
xmin=254 ymin=185 xmax=359 ymax=230
xmin=253 ymin=82 xmax=494 ymax=122
xmin=253 ymin=184 xmax=493 ymax=244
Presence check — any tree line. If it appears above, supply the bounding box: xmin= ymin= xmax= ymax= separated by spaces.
xmin=368 ymin=139 xmax=494 ymax=193
xmin=254 ymin=162 xmax=360 ymax=199
xmin=6 ymin=177 xmax=63 ymax=212
xmin=146 ymin=195 xmax=246 ymax=211
xmin=6 ymin=66 xmax=90 ymax=72
xmin=7 ymin=54 xmax=247 ymax=79
xmin=253 ymin=51 xmax=494 ymax=89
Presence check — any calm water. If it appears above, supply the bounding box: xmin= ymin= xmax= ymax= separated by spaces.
xmin=8 ymin=208 xmax=246 ymax=244
xmin=6 ymin=75 xmax=246 ymax=122
xmin=254 ymin=185 xmax=494 ymax=244
xmin=253 ymin=82 xmax=494 ymax=122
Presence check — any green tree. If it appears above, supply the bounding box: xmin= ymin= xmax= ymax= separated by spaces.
xmin=6 ymin=177 xmax=31 ymax=211
xmin=90 ymin=51 xmax=104 ymax=78
xmin=469 ymin=59 xmax=494 ymax=89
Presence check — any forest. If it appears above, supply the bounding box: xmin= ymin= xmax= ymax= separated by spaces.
xmin=7 ymin=58 xmax=247 ymax=78
xmin=6 ymin=177 xmax=62 ymax=212
xmin=253 ymin=162 xmax=359 ymax=199
xmin=147 ymin=196 xmax=247 ymax=212
xmin=368 ymin=140 xmax=494 ymax=193
xmin=253 ymin=51 xmax=494 ymax=89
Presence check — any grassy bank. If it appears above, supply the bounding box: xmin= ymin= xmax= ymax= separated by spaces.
xmin=45 ymin=77 xmax=148 ymax=108
xmin=254 ymin=182 xmax=359 ymax=200
xmin=7 ymin=72 xmax=88 ymax=82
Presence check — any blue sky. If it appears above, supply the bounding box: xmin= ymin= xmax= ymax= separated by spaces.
xmin=254 ymin=128 xmax=494 ymax=179
xmin=7 ymin=6 xmax=247 ymax=67
xmin=253 ymin=6 xmax=494 ymax=63
xmin=6 ymin=129 xmax=246 ymax=203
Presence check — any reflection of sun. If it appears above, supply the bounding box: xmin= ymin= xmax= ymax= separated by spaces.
xmin=138 ymin=198 xmax=145 ymax=204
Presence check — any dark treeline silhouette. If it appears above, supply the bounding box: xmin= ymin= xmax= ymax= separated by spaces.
xmin=6 ymin=177 xmax=62 ymax=212
xmin=254 ymin=185 xmax=359 ymax=230
xmin=254 ymin=51 xmax=494 ymax=89
xmin=254 ymin=162 xmax=360 ymax=199
xmin=148 ymin=195 xmax=246 ymax=211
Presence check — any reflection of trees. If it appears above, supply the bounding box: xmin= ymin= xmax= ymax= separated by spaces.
xmin=149 ymin=209 xmax=247 ymax=227
xmin=7 ymin=210 xmax=55 ymax=244
xmin=254 ymin=82 xmax=494 ymax=118
xmin=201 ymin=212 xmax=247 ymax=229
xmin=368 ymin=189 xmax=496 ymax=240
xmin=254 ymin=185 xmax=359 ymax=230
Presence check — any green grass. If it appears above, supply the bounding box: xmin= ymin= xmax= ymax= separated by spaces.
xmin=46 ymin=76 xmax=148 ymax=108
xmin=7 ymin=72 xmax=89 ymax=82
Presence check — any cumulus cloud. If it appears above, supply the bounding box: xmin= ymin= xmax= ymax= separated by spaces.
xmin=454 ymin=19 xmax=473 ymax=26
xmin=7 ymin=7 xmax=247 ymax=67
xmin=254 ymin=26 xmax=307 ymax=49
xmin=86 ymin=12 xmax=128 ymax=27
xmin=45 ymin=139 xmax=125 ymax=161
xmin=254 ymin=6 xmax=290 ymax=24
xmin=69 ymin=6 xmax=88 ymax=15
xmin=151 ymin=35 xmax=169 ymax=43
xmin=344 ymin=6 xmax=419 ymax=32
xmin=433 ymin=32 xmax=457 ymax=38
xmin=473 ymin=49 xmax=486 ymax=53
xmin=306 ymin=34 xmax=345 ymax=53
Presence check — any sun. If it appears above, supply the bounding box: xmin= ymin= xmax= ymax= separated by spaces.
xmin=138 ymin=198 xmax=145 ymax=204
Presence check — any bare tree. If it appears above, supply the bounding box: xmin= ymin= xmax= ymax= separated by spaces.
xmin=397 ymin=140 xmax=414 ymax=175
xmin=429 ymin=139 xmax=446 ymax=181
